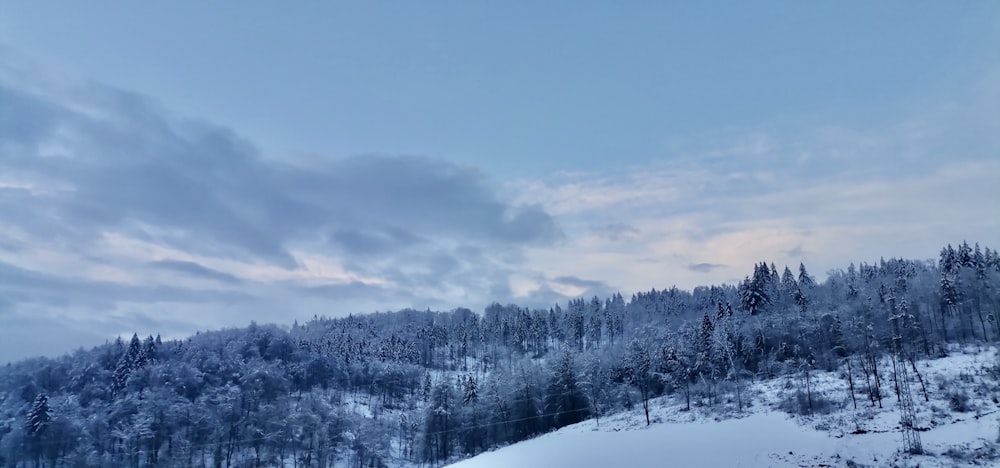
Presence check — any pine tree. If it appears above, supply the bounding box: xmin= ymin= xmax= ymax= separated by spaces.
xmin=140 ymin=334 xmax=157 ymax=365
xmin=799 ymin=262 xmax=815 ymax=288
xmin=587 ymin=312 xmax=603 ymax=351
xmin=739 ymin=273 xmax=770 ymax=315
xmin=423 ymin=381 xmax=455 ymax=463
xmin=25 ymin=392 xmax=52 ymax=437
xmin=25 ymin=392 xmax=53 ymax=466
xmin=111 ymin=334 xmax=143 ymax=397
xmin=700 ymin=313 xmax=715 ymax=353
xmin=794 ymin=286 xmax=809 ymax=313
xmin=422 ymin=371 xmax=432 ymax=403
xmin=782 ymin=266 xmax=798 ymax=295
xmin=545 ymin=352 xmax=590 ymax=429
xmin=463 ymin=375 xmax=478 ymax=405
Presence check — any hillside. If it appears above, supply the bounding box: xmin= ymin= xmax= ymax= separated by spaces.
xmin=450 ymin=345 xmax=1000 ymax=468
xmin=1 ymin=243 xmax=998 ymax=467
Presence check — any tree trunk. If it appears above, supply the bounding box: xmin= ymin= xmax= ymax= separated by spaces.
xmin=735 ymin=375 xmax=743 ymax=413
xmin=870 ymin=352 xmax=883 ymax=408
xmin=684 ymin=378 xmax=691 ymax=411
xmin=860 ymin=356 xmax=875 ymax=407
xmin=642 ymin=385 xmax=650 ymax=426
xmin=846 ymin=358 xmax=858 ymax=409
xmin=975 ymin=295 xmax=989 ymax=341
xmin=804 ymin=368 xmax=813 ymax=414
xmin=908 ymin=355 xmax=929 ymax=402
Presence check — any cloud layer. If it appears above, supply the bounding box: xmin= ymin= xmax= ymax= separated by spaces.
xmin=0 ymin=60 xmax=573 ymax=360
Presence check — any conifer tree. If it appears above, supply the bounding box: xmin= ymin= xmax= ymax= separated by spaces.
xmin=112 ymin=333 xmax=143 ymax=397
xmin=545 ymin=352 xmax=589 ymax=429
xmin=463 ymin=375 xmax=479 ymax=405
xmin=25 ymin=392 xmax=53 ymax=466
xmin=799 ymin=262 xmax=815 ymax=288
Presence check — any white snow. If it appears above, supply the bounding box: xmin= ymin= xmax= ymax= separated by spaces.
xmin=449 ymin=345 xmax=1000 ymax=467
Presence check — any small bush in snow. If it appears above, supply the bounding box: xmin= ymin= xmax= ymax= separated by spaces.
xmin=943 ymin=442 xmax=999 ymax=463
xmin=948 ymin=390 xmax=972 ymax=413
xmin=779 ymin=390 xmax=837 ymax=416
xmin=930 ymin=404 xmax=950 ymax=422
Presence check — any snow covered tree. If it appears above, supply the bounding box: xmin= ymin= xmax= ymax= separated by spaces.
xmin=422 ymin=371 xmax=432 ymax=402
xmin=25 ymin=393 xmax=52 ymax=437
xmin=568 ymin=299 xmax=586 ymax=352
xmin=781 ymin=266 xmax=798 ymax=294
xmin=620 ymin=338 xmax=655 ymax=425
xmin=798 ymin=262 xmax=815 ymax=289
xmin=25 ymin=392 xmax=53 ymax=465
xmin=587 ymin=303 xmax=603 ymax=350
xmin=112 ymin=333 xmax=144 ymax=398
xmin=422 ymin=380 xmax=456 ymax=463
xmin=545 ymin=352 xmax=590 ymax=429
xmin=463 ymin=375 xmax=479 ymax=405
xmin=739 ymin=264 xmax=772 ymax=315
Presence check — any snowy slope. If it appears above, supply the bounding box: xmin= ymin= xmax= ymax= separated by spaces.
xmin=449 ymin=346 xmax=1000 ymax=468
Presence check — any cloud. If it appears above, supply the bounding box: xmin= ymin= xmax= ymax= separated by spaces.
xmin=513 ymin=80 xmax=1000 ymax=292
xmin=501 ymin=273 xmax=614 ymax=309
xmin=0 ymin=70 xmax=561 ymax=268
xmin=0 ymin=58 xmax=567 ymax=360
xmin=783 ymin=245 xmax=806 ymax=259
xmin=686 ymin=263 xmax=725 ymax=273
xmin=0 ymin=261 xmax=254 ymax=309
xmin=329 ymin=228 xmax=423 ymax=256
xmin=590 ymin=222 xmax=640 ymax=241
xmin=149 ymin=259 xmax=243 ymax=284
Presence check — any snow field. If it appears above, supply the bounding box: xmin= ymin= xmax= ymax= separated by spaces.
xmin=449 ymin=345 xmax=1000 ymax=468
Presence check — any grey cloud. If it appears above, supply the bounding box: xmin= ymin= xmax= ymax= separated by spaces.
xmin=590 ymin=222 xmax=640 ymax=241
xmin=0 ymin=59 xmax=570 ymax=358
xmin=282 ymin=155 xmax=562 ymax=246
xmin=553 ymin=275 xmax=608 ymax=290
xmin=0 ymin=79 xmax=561 ymax=265
xmin=687 ymin=263 xmax=726 ymax=273
xmin=0 ymin=262 xmax=254 ymax=309
xmin=294 ymin=281 xmax=404 ymax=301
xmin=149 ymin=260 xmax=243 ymax=284
xmin=784 ymin=245 xmax=806 ymax=258
xmin=550 ymin=275 xmax=614 ymax=300
xmin=329 ymin=227 xmax=424 ymax=256
xmin=287 ymin=281 xmax=437 ymax=316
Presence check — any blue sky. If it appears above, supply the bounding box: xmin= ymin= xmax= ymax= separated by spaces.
xmin=1 ymin=2 xmax=998 ymax=361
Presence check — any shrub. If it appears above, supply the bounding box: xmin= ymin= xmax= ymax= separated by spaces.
xmin=779 ymin=390 xmax=837 ymax=416
xmin=948 ymin=390 xmax=971 ymax=413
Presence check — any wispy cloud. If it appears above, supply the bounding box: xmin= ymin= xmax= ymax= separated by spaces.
xmin=589 ymin=222 xmax=640 ymax=242
xmin=148 ymin=259 xmax=243 ymax=284
xmin=513 ymin=79 xmax=1000 ymax=292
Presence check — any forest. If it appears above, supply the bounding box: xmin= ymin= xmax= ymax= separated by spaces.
xmin=1 ymin=241 xmax=998 ymax=467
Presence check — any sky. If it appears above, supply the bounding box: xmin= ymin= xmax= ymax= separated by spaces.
xmin=1 ymin=1 xmax=998 ymax=361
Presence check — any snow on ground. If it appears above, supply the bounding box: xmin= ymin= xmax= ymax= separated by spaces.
xmin=449 ymin=345 xmax=1000 ymax=467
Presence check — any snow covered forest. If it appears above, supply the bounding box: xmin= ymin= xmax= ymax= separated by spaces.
xmin=2 ymin=241 xmax=999 ymax=467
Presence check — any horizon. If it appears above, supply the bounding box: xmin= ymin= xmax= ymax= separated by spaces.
xmin=0 ymin=245 xmax=971 ymax=364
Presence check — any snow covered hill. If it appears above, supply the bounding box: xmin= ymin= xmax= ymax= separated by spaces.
xmin=449 ymin=345 xmax=1000 ymax=467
